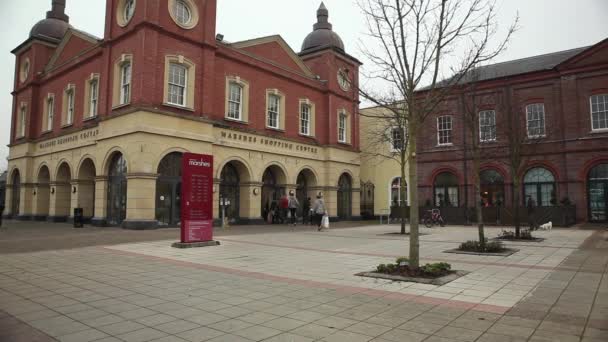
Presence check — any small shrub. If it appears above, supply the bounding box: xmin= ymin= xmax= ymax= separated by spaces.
xmin=385 ymin=264 xmax=398 ymax=273
xmin=421 ymin=262 xmax=451 ymax=276
xmin=458 ymin=239 xmax=506 ymax=253
xmin=499 ymin=229 xmax=535 ymax=240
xmin=376 ymin=264 xmax=388 ymax=273
xmin=395 ymin=257 xmax=409 ymax=265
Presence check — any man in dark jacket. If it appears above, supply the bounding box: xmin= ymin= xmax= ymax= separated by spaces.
xmin=279 ymin=194 xmax=289 ymax=224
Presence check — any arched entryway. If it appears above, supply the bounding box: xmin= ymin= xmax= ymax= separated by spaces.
xmin=337 ymin=173 xmax=352 ymax=220
xmin=296 ymin=169 xmax=317 ymax=217
xmin=54 ymin=163 xmax=72 ymax=220
xmin=360 ymin=181 xmax=375 ymax=219
xmin=78 ymin=159 xmax=96 ymax=220
xmin=261 ymin=165 xmax=287 ymax=219
xmin=156 ymin=152 xmax=182 ymax=227
xmin=107 ymin=153 xmax=127 ymax=225
xmin=480 ymin=170 xmax=504 ymax=207
xmin=523 ymin=167 xmax=556 ymax=207
xmin=10 ymin=169 xmax=21 ymax=217
xmin=434 ymin=172 xmax=459 ymax=207
xmin=588 ymin=163 xmax=608 ymax=222
xmin=218 ymin=160 xmax=251 ymax=222
xmin=36 ymin=166 xmax=51 ymax=218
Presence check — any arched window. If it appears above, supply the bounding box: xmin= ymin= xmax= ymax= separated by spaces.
xmin=390 ymin=177 xmax=407 ymax=207
xmin=434 ymin=172 xmax=458 ymax=207
xmin=588 ymin=163 xmax=608 ymax=222
xmin=524 ymin=167 xmax=556 ymax=206
xmin=480 ymin=170 xmax=505 ymax=207
xmin=337 ymin=173 xmax=352 ymax=219
xmin=107 ymin=153 xmax=128 ymax=225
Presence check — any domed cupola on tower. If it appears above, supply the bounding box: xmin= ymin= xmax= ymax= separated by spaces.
xmin=30 ymin=0 xmax=71 ymax=41
xmin=301 ymin=2 xmax=345 ymax=54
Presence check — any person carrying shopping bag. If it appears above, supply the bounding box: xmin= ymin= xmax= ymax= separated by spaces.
xmin=288 ymin=191 xmax=300 ymax=226
xmin=312 ymin=194 xmax=327 ymax=231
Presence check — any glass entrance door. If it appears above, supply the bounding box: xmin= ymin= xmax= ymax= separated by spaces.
xmin=107 ymin=154 xmax=127 ymax=225
xmin=589 ymin=182 xmax=606 ymax=222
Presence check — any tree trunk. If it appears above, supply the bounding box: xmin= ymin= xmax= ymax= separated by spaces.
xmin=472 ymin=151 xmax=484 ymax=247
xmin=408 ymin=134 xmax=419 ymax=268
xmin=400 ymin=151 xmax=407 ymax=235
xmin=513 ymin=176 xmax=521 ymax=237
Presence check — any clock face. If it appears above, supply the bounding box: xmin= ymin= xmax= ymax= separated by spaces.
xmin=337 ymin=69 xmax=351 ymax=91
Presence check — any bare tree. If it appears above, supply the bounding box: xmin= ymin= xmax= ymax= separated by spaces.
xmin=357 ymin=0 xmax=517 ymax=268
xmin=360 ymin=103 xmax=409 ymax=234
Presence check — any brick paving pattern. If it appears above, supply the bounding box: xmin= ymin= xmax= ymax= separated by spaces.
xmin=0 ymin=220 xmax=606 ymax=342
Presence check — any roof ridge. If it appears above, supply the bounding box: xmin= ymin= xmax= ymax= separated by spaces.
xmin=478 ymin=45 xmax=590 ymax=69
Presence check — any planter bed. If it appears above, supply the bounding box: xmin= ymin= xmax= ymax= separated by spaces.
xmin=356 ymin=270 xmax=469 ymax=286
xmin=443 ymin=248 xmax=519 ymax=257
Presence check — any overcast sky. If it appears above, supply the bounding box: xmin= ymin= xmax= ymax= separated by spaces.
xmin=1 ymin=0 xmax=607 ymax=172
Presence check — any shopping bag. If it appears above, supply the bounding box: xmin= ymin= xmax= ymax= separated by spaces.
xmin=322 ymin=215 xmax=329 ymax=229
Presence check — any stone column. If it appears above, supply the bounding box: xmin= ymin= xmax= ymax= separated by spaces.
xmin=241 ymin=182 xmax=263 ymax=224
xmin=213 ymin=178 xmax=220 ymax=222
xmin=352 ymin=187 xmax=362 ymax=219
xmin=32 ymin=184 xmax=50 ymax=220
xmin=18 ymin=183 xmax=35 ymax=220
xmin=71 ymin=180 xmax=95 ymax=221
xmin=3 ymin=184 xmax=13 ymax=218
xmin=91 ymin=176 xmax=108 ymax=226
xmin=325 ymin=186 xmax=338 ymax=219
xmin=122 ymin=173 xmax=158 ymax=230
xmin=48 ymin=182 xmax=71 ymax=222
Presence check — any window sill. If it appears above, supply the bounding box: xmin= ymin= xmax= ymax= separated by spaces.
xmin=527 ymin=135 xmax=546 ymax=140
xmin=338 ymin=141 xmax=351 ymax=146
xmin=299 ymin=133 xmax=315 ymax=138
xmin=40 ymin=130 xmax=52 ymax=135
xmin=590 ymin=129 xmax=608 ymax=134
xmin=436 ymin=143 xmax=454 ymax=148
xmin=163 ymin=102 xmax=194 ymax=112
xmin=83 ymin=115 xmax=98 ymax=122
xmin=266 ymin=127 xmax=285 ymax=133
xmin=61 ymin=123 xmax=73 ymax=129
xmin=224 ymin=117 xmax=248 ymax=125
xmin=480 ymin=140 xmax=497 ymax=144
xmin=112 ymin=103 xmax=130 ymax=110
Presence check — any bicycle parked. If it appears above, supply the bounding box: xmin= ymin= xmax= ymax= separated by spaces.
xmin=423 ymin=208 xmax=445 ymax=228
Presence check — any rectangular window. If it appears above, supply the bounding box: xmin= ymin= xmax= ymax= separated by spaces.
xmin=19 ymin=106 xmax=26 ymax=137
xmin=526 ymin=103 xmax=546 ymax=138
xmin=437 ymin=115 xmax=452 ymax=145
xmin=66 ymin=89 xmax=75 ymax=125
xmin=391 ymin=127 xmax=405 ymax=152
xmin=168 ymin=63 xmax=187 ymax=106
xmin=338 ymin=111 xmax=347 ymax=143
xmin=267 ymin=94 xmax=280 ymax=129
xmin=479 ymin=110 xmax=496 ymax=142
xmin=89 ymin=79 xmax=99 ymax=117
xmin=46 ymin=97 xmax=54 ymax=131
xmin=300 ymin=103 xmax=310 ymax=135
xmin=227 ymin=82 xmax=242 ymax=120
xmin=120 ymin=62 xmax=131 ymax=105
xmin=591 ymin=94 xmax=608 ymax=131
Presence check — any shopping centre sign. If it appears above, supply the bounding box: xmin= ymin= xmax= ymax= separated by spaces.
xmin=180 ymin=153 xmax=214 ymax=243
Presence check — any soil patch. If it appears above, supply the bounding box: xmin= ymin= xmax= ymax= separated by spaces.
xmin=492 ymin=236 xmax=545 ymax=243
xmin=356 ymin=270 xmax=469 ymax=285
xmin=443 ymin=248 xmax=519 ymax=256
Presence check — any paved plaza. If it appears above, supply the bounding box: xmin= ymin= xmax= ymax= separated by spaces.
xmin=0 ymin=221 xmax=606 ymax=342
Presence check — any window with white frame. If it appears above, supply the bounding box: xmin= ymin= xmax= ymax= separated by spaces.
xmin=479 ymin=110 xmax=496 ymax=142
xmin=300 ymin=103 xmax=310 ymax=135
xmin=390 ymin=127 xmax=406 ymax=152
xmin=338 ymin=111 xmax=347 ymax=143
xmin=18 ymin=104 xmax=26 ymax=138
xmin=120 ymin=62 xmax=131 ymax=105
xmin=437 ymin=115 xmax=452 ymax=145
xmin=168 ymin=63 xmax=187 ymax=106
xmin=267 ymin=94 xmax=280 ymax=129
xmin=591 ymin=94 xmax=608 ymax=131
xmin=390 ymin=177 xmax=407 ymax=207
xmin=46 ymin=96 xmax=54 ymax=131
xmin=526 ymin=103 xmax=546 ymax=137
xmin=89 ymin=79 xmax=99 ymax=117
xmin=227 ymin=82 xmax=242 ymax=120
xmin=173 ymin=0 xmax=192 ymax=25
xmin=124 ymin=0 xmax=135 ymax=22
xmin=66 ymin=88 xmax=75 ymax=125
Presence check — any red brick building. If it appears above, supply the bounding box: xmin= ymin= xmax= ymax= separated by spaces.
xmin=417 ymin=39 xmax=608 ymax=223
xmin=5 ymin=0 xmax=362 ymax=228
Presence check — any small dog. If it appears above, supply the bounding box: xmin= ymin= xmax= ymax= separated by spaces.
xmin=538 ymin=221 xmax=553 ymax=231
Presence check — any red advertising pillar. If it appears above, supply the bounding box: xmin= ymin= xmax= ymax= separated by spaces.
xmin=173 ymin=153 xmax=219 ymax=248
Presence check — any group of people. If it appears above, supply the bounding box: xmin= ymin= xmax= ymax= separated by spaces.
xmin=265 ymin=192 xmax=328 ymax=231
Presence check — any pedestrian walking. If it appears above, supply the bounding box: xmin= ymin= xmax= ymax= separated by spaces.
xmin=279 ymin=194 xmax=289 ymax=224
xmin=288 ymin=191 xmax=300 ymax=226
xmin=312 ymin=194 xmax=327 ymax=231
xmin=302 ymin=197 xmax=311 ymax=224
